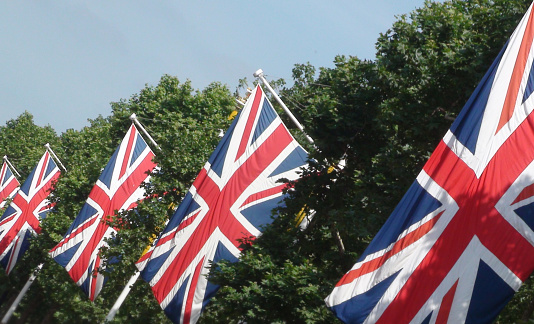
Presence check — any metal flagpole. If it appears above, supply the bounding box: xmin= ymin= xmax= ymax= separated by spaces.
xmin=104 ymin=229 xmax=167 ymax=323
xmin=1 ymin=145 xmax=65 ymax=323
xmin=1 ymin=263 xmax=43 ymax=324
xmin=3 ymin=156 xmax=21 ymax=178
xmin=105 ymin=225 xmax=168 ymax=322
xmin=104 ymin=271 xmax=140 ymax=322
xmin=44 ymin=143 xmax=67 ymax=172
xmin=130 ymin=113 xmax=161 ymax=151
xmin=253 ymin=69 xmax=315 ymax=144
xmin=104 ymin=117 xmax=160 ymax=322
xmin=253 ymin=69 xmax=348 ymax=254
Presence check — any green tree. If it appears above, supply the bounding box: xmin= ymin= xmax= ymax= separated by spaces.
xmin=100 ymin=75 xmax=236 ymax=323
xmin=0 ymin=112 xmax=60 ymax=322
xmin=3 ymin=0 xmax=534 ymax=322
xmin=0 ymin=112 xmax=59 ymax=175
xmin=0 ymin=75 xmax=236 ymax=323
xmin=203 ymin=0 xmax=534 ymax=323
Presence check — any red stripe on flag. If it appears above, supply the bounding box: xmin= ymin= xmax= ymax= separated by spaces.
xmin=497 ymin=7 xmax=534 ymax=133
xmin=0 ymin=164 xmax=6 ymax=187
xmin=151 ymin=123 xmax=294 ymax=302
xmin=513 ymin=182 xmax=534 ymax=204
xmin=0 ymin=180 xmax=19 ymax=202
xmin=183 ymin=257 xmax=205 ymax=324
xmin=435 ymin=281 xmax=458 ymax=324
xmin=36 ymin=152 xmax=50 ymax=187
xmin=137 ymin=249 xmax=153 ymax=264
xmin=239 ymin=184 xmax=286 ymax=208
xmin=235 ymin=86 xmax=263 ymax=161
xmin=119 ymin=126 xmax=136 ymax=179
xmin=0 ymin=214 xmax=16 ymax=227
xmin=150 ymin=232 xmax=177 ymax=255
xmin=336 ymin=211 xmax=444 ymax=287
xmin=49 ymin=217 xmax=99 ymax=252
xmin=89 ymin=255 xmax=101 ymax=301
xmin=177 ymin=211 xmax=201 ymax=232
xmin=6 ymin=235 xmax=19 ymax=275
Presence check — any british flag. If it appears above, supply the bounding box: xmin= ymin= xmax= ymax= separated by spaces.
xmin=325 ymin=3 xmax=534 ymax=324
xmin=0 ymin=160 xmax=20 ymax=209
xmin=137 ymin=85 xmax=308 ymax=324
xmin=49 ymin=124 xmax=157 ymax=301
xmin=0 ymin=150 xmax=60 ymax=275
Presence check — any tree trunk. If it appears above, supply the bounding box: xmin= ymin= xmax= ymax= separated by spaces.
xmin=39 ymin=306 xmax=57 ymax=324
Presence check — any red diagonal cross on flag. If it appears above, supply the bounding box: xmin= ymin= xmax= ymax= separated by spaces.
xmin=0 ymin=151 xmax=60 ymax=275
xmin=50 ymin=124 xmax=156 ymax=300
xmin=150 ymin=122 xmax=294 ymax=321
xmin=138 ymin=85 xmax=309 ymax=324
xmin=326 ymin=4 xmax=534 ymax=323
xmin=376 ymin=131 xmax=534 ymax=323
xmin=0 ymin=161 xmax=20 ymax=209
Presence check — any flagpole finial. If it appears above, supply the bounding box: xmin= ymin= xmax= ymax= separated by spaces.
xmin=44 ymin=143 xmax=67 ymax=172
xmin=3 ymin=155 xmax=21 ymax=178
xmin=254 ymin=68 xmax=315 ymax=144
xmin=129 ymin=114 xmax=161 ymax=151
xmin=253 ymin=69 xmax=264 ymax=78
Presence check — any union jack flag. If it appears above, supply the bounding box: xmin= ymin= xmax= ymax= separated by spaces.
xmin=137 ymin=85 xmax=308 ymax=324
xmin=0 ymin=160 xmax=20 ymax=209
xmin=0 ymin=151 xmax=60 ymax=275
xmin=49 ymin=124 xmax=157 ymax=301
xmin=326 ymin=3 xmax=534 ymax=324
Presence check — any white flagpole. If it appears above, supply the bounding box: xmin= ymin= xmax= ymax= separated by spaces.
xmin=253 ymin=69 xmax=349 ymax=254
xmin=104 ymin=271 xmax=140 ymax=322
xmin=1 ymin=263 xmax=43 ymax=324
xmin=104 ymin=116 xmax=160 ymax=322
xmin=3 ymin=156 xmax=21 ymax=178
xmin=130 ymin=114 xmax=161 ymax=151
xmin=253 ymin=69 xmax=314 ymax=144
xmin=1 ymin=145 xmax=65 ymax=323
xmin=44 ymin=143 xmax=67 ymax=172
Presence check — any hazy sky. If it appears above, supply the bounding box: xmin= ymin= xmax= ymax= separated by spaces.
xmin=1 ymin=1 xmax=431 ymax=133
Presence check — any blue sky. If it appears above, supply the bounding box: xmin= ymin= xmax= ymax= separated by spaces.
xmin=1 ymin=1 xmax=431 ymax=133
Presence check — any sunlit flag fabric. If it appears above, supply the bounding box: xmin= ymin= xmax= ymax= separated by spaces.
xmin=49 ymin=124 xmax=157 ymax=301
xmin=0 ymin=161 xmax=20 ymax=209
xmin=325 ymin=3 xmax=534 ymax=324
xmin=137 ymin=85 xmax=308 ymax=324
xmin=0 ymin=151 xmax=60 ymax=275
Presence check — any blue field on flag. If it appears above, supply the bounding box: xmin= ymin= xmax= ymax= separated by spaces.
xmin=137 ymin=85 xmax=308 ymax=324
xmin=49 ymin=124 xmax=157 ymax=300
xmin=0 ymin=160 xmax=20 ymax=209
xmin=0 ymin=151 xmax=60 ymax=275
xmin=326 ymin=3 xmax=534 ymax=323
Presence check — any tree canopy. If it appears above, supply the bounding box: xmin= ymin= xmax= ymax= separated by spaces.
xmin=0 ymin=0 xmax=533 ymax=323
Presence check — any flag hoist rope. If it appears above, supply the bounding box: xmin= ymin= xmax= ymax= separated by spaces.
xmin=3 ymin=155 xmax=21 ymax=178
xmin=1 ymin=144 xmax=67 ymax=324
xmin=105 ymin=116 xmax=159 ymax=322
